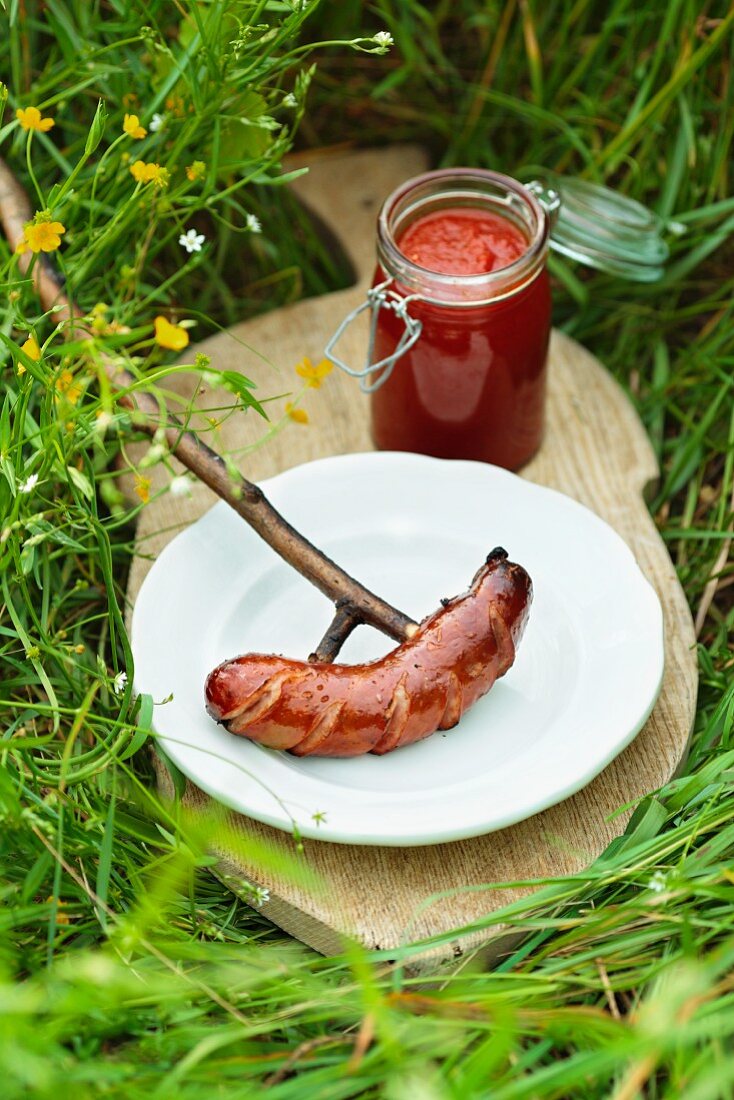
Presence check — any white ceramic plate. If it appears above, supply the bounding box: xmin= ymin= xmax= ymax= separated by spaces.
xmin=132 ymin=452 xmax=664 ymax=846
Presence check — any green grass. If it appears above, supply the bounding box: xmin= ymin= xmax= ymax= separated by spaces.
xmin=1 ymin=1 xmax=734 ymax=1097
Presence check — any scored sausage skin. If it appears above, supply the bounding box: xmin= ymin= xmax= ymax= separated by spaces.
xmin=205 ymin=548 xmax=532 ymax=757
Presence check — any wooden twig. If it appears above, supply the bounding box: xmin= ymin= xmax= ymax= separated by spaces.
xmin=0 ymin=157 xmax=418 ymax=652
xmin=309 ymin=600 xmax=363 ymax=663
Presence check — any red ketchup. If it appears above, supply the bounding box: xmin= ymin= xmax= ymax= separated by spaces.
xmin=370 ymin=172 xmax=552 ymax=471
xmin=399 ymin=207 xmax=528 ymax=276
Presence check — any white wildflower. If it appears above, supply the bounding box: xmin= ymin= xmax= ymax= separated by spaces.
xmin=249 ymin=884 xmax=270 ymax=907
xmin=18 ymin=473 xmax=39 ymax=494
xmin=112 ymin=670 xmax=128 ymax=694
xmin=169 ymin=475 xmax=193 ymax=497
xmin=245 ymin=213 xmax=262 ymax=234
xmin=149 ymin=113 xmax=164 ymax=132
xmin=373 ymin=30 xmax=394 ymax=48
xmin=179 ymin=228 xmax=206 ymax=253
xmin=281 ymin=92 xmax=298 ymax=108
xmin=647 ymin=871 xmax=667 ymax=894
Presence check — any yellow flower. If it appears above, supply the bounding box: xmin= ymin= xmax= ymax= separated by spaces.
xmin=22 ymin=218 xmax=66 ymax=253
xmin=20 ymin=336 xmax=41 ymax=362
xmin=285 ymin=402 xmax=309 ymax=425
xmin=122 ymin=92 xmax=138 ymax=110
xmin=90 ymin=302 xmax=112 ymax=334
xmin=46 ymin=897 xmax=70 ymax=925
xmin=295 ymin=356 xmax=333 ymax=389
xmin=17 ymin=106 xmax=55 ymax=132
xmin=154 ymin=316 xmax=189 ymax=351
xmin=150 ymin=165 xmax=169 ymax=188
xmin=123 ymin=113 xmax=147 ymax=139
xmin=129 ymin=160 xmax=169 ymax=188
xmin=134 ymin=475 xmax=151 ymax=504
xmin=186 ymin=160 xmax=206 ymax=182
xmin=55 ymin=369 xmax=81 ymax=405
xmin=130 ymin=159 xmax=148 ymax=182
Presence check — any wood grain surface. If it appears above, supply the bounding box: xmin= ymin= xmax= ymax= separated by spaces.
xmin=126 ymin=145 xmax=697 ymax=969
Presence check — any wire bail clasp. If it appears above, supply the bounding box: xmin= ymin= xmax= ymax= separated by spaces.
xmin=324 ymin=279 xmax=423 ymax=393
xmin=525 ymin=179 xmax=562 ymax=227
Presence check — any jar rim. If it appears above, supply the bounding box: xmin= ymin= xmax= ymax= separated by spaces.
xmin=377 ymin=167 xmax=549 ymax=305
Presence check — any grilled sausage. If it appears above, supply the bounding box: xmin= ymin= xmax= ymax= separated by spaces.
xmin=205 ymin=548 xmax=531 ymax=757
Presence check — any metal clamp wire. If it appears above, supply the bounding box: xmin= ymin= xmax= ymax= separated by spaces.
xmin=324 ymin=279 xmax=423 ymax=393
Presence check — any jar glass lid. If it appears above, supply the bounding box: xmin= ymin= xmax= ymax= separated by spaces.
xmin=527 ymin=176 xmax=669 ymax=282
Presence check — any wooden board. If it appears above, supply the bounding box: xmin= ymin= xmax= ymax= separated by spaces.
xmin=126 ymin=146 xmax=697 ymax=968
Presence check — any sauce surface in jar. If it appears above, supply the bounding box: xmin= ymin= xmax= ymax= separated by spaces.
xmin=370 ymin=194 xmax=551 ymax=471
xmin=398 ymin=207 xmax=528 ymax=276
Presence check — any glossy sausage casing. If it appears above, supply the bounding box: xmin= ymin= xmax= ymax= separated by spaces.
xmin=205 ymin=549 xmax=532 ymax=757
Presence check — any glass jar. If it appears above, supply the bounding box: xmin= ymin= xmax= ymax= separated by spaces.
xmin=370 ymin=169 xmax=551 ymax=470
xmin=324 ymin=168 xmax=669 ymax=471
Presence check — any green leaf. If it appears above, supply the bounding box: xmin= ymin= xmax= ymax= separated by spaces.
xmin=0 ymin=394 xmax=10 ymax=451
xmin=95 ymin=788 xmax=116 ymax=930
xmin=0 ymin=454 xmax=16 ymax=495
xmin=66 ymin=466 xmax=94 ymax=500
xmin=19 ymin=541 xmax=35 ymax=575
xmin=625 ymin=796 xmax=669 ymax=844
xmin=217 ymin=93 xmax=274 ymax=174
xmin=84 ymin=98 xmax=107 ymax=155
xmin=21 ymin=851 xmax=53 ymax=905
xmin=217 ymin=370 xmax=266 ymax=416
xmin=119 ymin=692 xmax=153 ymax=760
